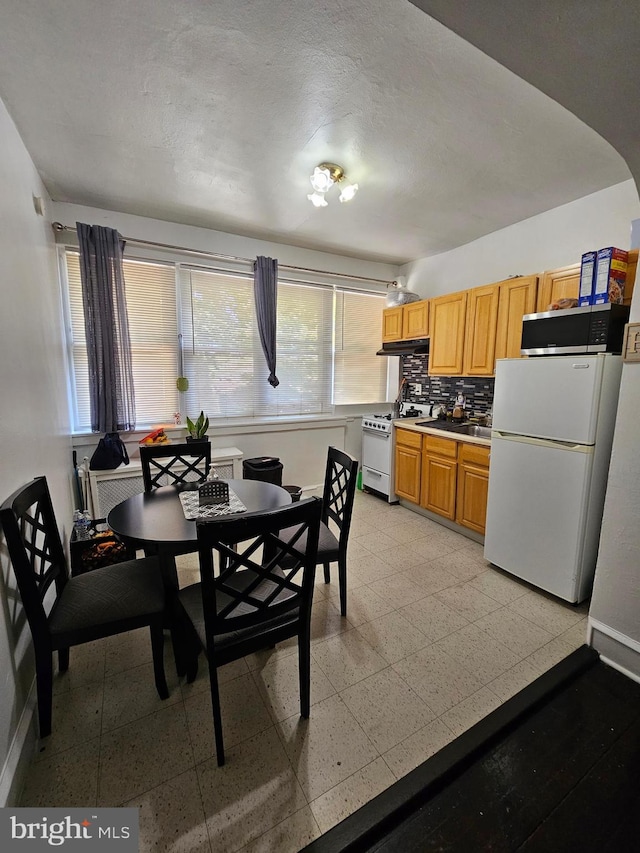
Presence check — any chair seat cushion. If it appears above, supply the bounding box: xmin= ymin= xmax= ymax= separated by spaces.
xmin=282 ymin=521 xmax=339 ymax=561
xmin=178 ymin=570 xmax=299 ymax=652
xmin=49 ymin=557 xmax=165 ymax=638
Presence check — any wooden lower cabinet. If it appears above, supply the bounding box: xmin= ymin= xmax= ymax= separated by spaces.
xmin=395 ymin=430 xmax=492 ymax=534
xmin=394 ymin=429 xmax=422 ymax=503
xmin=420 ymin=435 xmax=457 ymax=520
xmin=421 ymin=453 xmax=457 ymax=519
xmin=456 ymin=443 xmax=491 ymax=534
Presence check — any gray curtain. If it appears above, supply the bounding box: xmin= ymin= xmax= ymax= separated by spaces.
xmin=77 ymin=222 xmax=136 ymax=432
xmin=253 ymin=255 xmax=279 ymax=387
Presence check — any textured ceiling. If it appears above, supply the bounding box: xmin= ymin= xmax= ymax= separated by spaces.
xmin=412 ymin=0 xmax=640 ymax=187
xmin=0 ymin=0 xmax=631 ymax=264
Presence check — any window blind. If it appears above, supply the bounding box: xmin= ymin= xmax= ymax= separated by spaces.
xmin=66 ymin=252 xmax=178 ymax=430
xmin=334 ymin=290 xmax=388 ymax=404
xmin=179 ymin=270 xmax=334 ymax=418
xmin=179 ymin=267 xmax=255 ymax=419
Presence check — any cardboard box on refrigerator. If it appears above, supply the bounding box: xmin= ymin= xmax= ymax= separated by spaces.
xmin=578 ymin=251 xmax=597 ymax=306
xmin=593 ymin=247 xmax=628 ymax=304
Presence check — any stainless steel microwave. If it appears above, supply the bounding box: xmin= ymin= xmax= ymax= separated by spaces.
xmin=521 ymin=303 xmax=629 ymax=356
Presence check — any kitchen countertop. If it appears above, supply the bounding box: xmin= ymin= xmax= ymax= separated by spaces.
xmin=392 ymin=417 xmax=492 ymax=447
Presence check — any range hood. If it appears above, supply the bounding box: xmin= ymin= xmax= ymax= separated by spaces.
xmin=376 ymin=338 xmax=430 ymax=356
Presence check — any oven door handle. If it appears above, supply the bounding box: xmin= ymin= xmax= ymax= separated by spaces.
xmin=362 ymin=428 xmax=390 ymax=438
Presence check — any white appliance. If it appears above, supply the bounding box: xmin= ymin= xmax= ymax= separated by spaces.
xmin=361 ymin=414 xmax=397 ymax=502
xmin=79 ymin=447 xmax=244 ymax=517
xmin=484 ymin=354 xmax=623 ymax=603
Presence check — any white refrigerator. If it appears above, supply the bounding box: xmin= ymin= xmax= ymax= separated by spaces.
xmin=484 ymin=354 xmax=623 ymax=603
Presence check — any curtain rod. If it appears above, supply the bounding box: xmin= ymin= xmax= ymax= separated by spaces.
xmin=51 ymin=222 xmax=396 ymax=287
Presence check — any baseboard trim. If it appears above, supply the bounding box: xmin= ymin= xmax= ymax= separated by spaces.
xmin=589 ymin=617 xmax=640 ymax=683
xmin=598 ymin=654 xmax=640 ymax=686
xmin=397 ymin=500 xmax=484 ymax=544
xmin=0 ymin=678 xmax=37 ymax=807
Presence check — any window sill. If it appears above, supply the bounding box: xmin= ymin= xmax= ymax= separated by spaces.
xmin=70 ymin=410 xmax=381 ymax=445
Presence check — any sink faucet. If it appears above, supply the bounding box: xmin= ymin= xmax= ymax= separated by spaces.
xmin=485 ymin=408 xmax=493 ymax=427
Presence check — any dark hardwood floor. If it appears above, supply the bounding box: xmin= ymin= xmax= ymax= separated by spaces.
xmin=302 ymin=646 xmax=640 ymax=853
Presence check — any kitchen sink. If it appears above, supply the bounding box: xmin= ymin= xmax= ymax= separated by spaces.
xmin=415 ymin=421 xmax=492 ymax=439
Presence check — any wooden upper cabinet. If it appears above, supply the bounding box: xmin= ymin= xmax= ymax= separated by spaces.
xmin=402 ymin=300 xmax=429 ymax=339
xmin=624 ymin=249 xmax=638 ymax=306
xmin=463 ymin=284 xmax=500 ymax=376
xmin=382 ymin=300 xmax=429 ymax=342
xmin=536 ymin=263 xmax=580 ymax=312
xmin=382 ymin=306 xmax=403 ymax=341
xmin=495 ymin=275 xmax=539 ymax=361
xmin=428 ymin=291 xmax=467 ymax=376
xmin=537 ymin=250 xmax=638 ymax=312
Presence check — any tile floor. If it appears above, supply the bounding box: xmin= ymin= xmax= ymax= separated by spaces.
xmin=19 ymin=490 xmax=589 ymax=852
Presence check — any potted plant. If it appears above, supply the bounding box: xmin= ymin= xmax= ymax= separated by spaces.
xmin=185 ymin=411 xmax=210 ymax=443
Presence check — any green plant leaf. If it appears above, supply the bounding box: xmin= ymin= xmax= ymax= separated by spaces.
xmin=186 ymin=411 xmax=209 ymax=437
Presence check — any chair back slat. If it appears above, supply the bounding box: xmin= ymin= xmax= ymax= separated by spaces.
xmin=196 ymin=498 xmax=321 ymax=638
xmin=322 ymin=447 xmax=359 ymax=546
xmin=0 ymin=477 xmax=68 ymax=639
xmin=140 ymin=442 xmax=211 ymax=491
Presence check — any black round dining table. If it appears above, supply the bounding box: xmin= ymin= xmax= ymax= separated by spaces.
xmin=107 ymin=479 xmax=292 ymax=589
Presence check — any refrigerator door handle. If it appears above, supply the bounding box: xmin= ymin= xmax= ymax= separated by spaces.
xmin=491 ymin=431 xmax=593 ymax=453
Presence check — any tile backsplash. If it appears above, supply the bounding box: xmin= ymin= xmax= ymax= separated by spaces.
xmin=402 ymin=354 xmax=494 ymax=415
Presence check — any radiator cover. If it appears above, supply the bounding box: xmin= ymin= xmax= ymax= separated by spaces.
xmin=79 ymin=446 xmax=243 ymax=518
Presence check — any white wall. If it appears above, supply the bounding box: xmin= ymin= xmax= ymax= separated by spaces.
xmin=51 ymin=202 xmax=400 ymax=285
xmin=0 ymin=97 xmax=72 ymax=803
xmin=588 ymin=217 xmax=640 ymax=673
xmin=401 ymin=180 xmax=640 ymax=296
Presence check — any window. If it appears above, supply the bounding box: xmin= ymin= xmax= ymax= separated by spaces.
xmin=334 ymin=290 xmax=388 ymax=405
xmin=63 ymin=250 xmax=387 ymax=430
xmin=65 ymin=252 xmax=179 ymax=431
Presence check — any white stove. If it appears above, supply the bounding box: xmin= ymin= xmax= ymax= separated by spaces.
xmin=361 ymin=408 xmax=430 ymax=502
xmin=362 ymin=413 xmax=394 ymax=433
xmin=361 ymin=413 xmax=396 ymax=502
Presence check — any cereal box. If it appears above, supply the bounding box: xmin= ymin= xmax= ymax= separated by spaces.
xmin=593 ymin=247 xmax=628 ymax=304
xmin=578 ymin=251 xmax=597 ymax=306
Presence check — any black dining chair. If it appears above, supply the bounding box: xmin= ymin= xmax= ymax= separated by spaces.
xmin=283 ymin=446 xmax=358 ymax=617
xmin=0 ymin=476 xmax=169 ymax=739
xmin=140 ymin=442 xmax=211 ymax=492
xmin=139 ymin=441 xmax=213 ymax=589
xmin=176 ymin=496 xmax=322 ymax=766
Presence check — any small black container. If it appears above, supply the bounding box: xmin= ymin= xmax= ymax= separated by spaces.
xmin=283 ymin=485 xmax=302 ymax=502
xmin=242 ymin=456 xmax=283 ymax=485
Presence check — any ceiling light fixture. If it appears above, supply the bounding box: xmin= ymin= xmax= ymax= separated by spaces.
xmin=307 ymin=163 xmax=359 ymax=207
